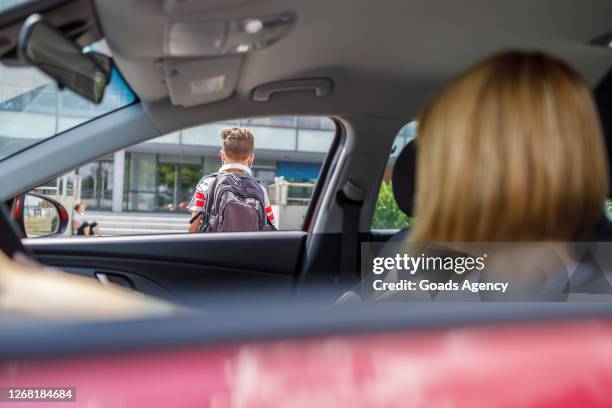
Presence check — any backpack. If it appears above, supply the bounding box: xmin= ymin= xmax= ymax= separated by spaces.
xmin=198 ymin=172 xmax=277 ymax=232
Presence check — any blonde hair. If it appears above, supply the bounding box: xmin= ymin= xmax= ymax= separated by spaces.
xmin=410 ymin=51 xmax=609 ymax=242
xmin=221 ymin=127 xmax=255 ymax=161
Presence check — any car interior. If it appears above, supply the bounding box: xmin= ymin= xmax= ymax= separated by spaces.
xmin=2 ymin=0 xmax=612 ymax=306
xmin=4 ymin=3 xmax=612 ymax=403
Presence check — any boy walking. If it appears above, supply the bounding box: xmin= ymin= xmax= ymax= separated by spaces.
xmin=187 ymin=127 xmax=276 ymax=233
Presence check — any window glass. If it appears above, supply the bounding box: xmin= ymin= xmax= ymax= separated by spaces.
xmin=241 ymin=125 xmax=296 ymax=150
xmin=181 ymin=123 xmax=229 ymax=146
xmin=0 ymin=0 xmax=36 ymax=13
xmin=243 ymin=117 xmax=297 ymax=128
xmin=375 ymin=121 xmax=612 ymax=231
xmin=30 ymin=116 xmax=336 ymax=236
xmin=297 ymin=116 xmax=336 ymax=130
xmin=149 ymin=131 xmax=180 ymax=145
xmin=0 ymin=66 xmax=136 ymax=161
xmin=371 ymin=121 xmax=416 ymax=230
xmin=298 ymin=129 xmax=336 ymax=153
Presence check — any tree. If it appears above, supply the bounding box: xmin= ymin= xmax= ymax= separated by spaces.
xmin=371 ymin=181 xmax=411 ymax=229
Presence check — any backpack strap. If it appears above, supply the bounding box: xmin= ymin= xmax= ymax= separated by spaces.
xmin=199 ymin=173 xmax=221 ymax=232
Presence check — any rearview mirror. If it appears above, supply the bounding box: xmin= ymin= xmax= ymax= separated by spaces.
xmin=18 ymin=14 xmax=111 ymax=103
xmin=13 ymin=193 xmax=69 ymax=238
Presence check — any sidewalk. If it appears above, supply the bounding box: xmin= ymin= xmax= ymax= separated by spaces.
xmin=87 ymin=211 xmax=190 ymax=236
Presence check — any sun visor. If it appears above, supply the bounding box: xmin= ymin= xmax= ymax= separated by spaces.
xmin=161 ymin=56 xmax=242 ymax=107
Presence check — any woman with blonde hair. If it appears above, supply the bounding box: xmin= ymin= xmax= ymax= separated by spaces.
xmin=410 ymin=51 xmax=609 ymax=243
xmin=362 ymin=51 xmax=610 ymax=302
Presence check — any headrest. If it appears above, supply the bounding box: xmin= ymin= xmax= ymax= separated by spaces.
xmin=391 ymin=139 xmax=417 ymax=217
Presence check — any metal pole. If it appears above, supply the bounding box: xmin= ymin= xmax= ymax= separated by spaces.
xmin=112 ymin=150 xmax=125 ymax=212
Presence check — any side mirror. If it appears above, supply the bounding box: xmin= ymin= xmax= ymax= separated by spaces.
xmin=12 ymin=193 xmax=69 ymax=238
xmin=18 ymin=14 xmax=111 ymax=103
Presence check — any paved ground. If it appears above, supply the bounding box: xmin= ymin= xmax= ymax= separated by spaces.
xmin=87 ymin=211 xmax=190 ymax=236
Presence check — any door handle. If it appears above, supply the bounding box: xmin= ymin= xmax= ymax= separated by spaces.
xmin=96 ymin=272 xmax=110 ymax=286
xmin=95 ymin=272 xmax=133 ymax=289
xmin=95 ymin=272 xmax=111 ymax=286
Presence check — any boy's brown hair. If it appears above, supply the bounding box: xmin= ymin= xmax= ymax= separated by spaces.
xmin=221 ymin=127 xmax=255 ymax=161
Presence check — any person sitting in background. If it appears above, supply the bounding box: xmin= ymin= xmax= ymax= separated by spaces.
xmin=72 ymin=202 xmax=100 ymax=236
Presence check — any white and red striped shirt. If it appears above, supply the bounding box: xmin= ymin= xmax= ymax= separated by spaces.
xmin=187 ymin=163 xmax=276 ymax=227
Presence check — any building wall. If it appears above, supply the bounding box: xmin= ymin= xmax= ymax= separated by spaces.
xmin=75 ymin=117 xmax=336 ymax=213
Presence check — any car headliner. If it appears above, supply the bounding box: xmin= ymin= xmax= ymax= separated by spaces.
xmin=3 ymin=0 xmax=612 ymax=221
xmin=96 ymin=0 xmax=612 ymax=134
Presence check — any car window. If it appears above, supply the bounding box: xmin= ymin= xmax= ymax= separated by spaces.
xmin=0 ymin=41 xmax=137 ymax=162
xmin=373 ymin=121 xmax=612 ymax=232
xmin=0 ymin=0 xmax=35 ymax=13
xmin=371 ymin=121 xmax=416 ymax=230
xmin=28 ymin=116 xmax=336 ymax=236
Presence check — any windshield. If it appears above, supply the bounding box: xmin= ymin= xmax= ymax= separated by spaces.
xmin=0 ymin=0 xmax=37 ymax=13
xmin=0 ymin=61 xmax=136 ymax=161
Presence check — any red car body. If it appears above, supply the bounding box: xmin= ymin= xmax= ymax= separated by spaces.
xmin=3 ymin=318 xmax=612 ymax=407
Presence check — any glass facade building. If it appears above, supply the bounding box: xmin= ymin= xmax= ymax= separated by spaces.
xmin=75 ymin=117 xmax=336 ymax=212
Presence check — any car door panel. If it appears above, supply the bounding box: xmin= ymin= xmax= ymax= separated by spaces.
xmin=24 ymin=231 xmax=305 ymax=305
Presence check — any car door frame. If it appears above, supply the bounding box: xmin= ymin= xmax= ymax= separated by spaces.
xmin=2 ymin=107 xmax=345 ymax=301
